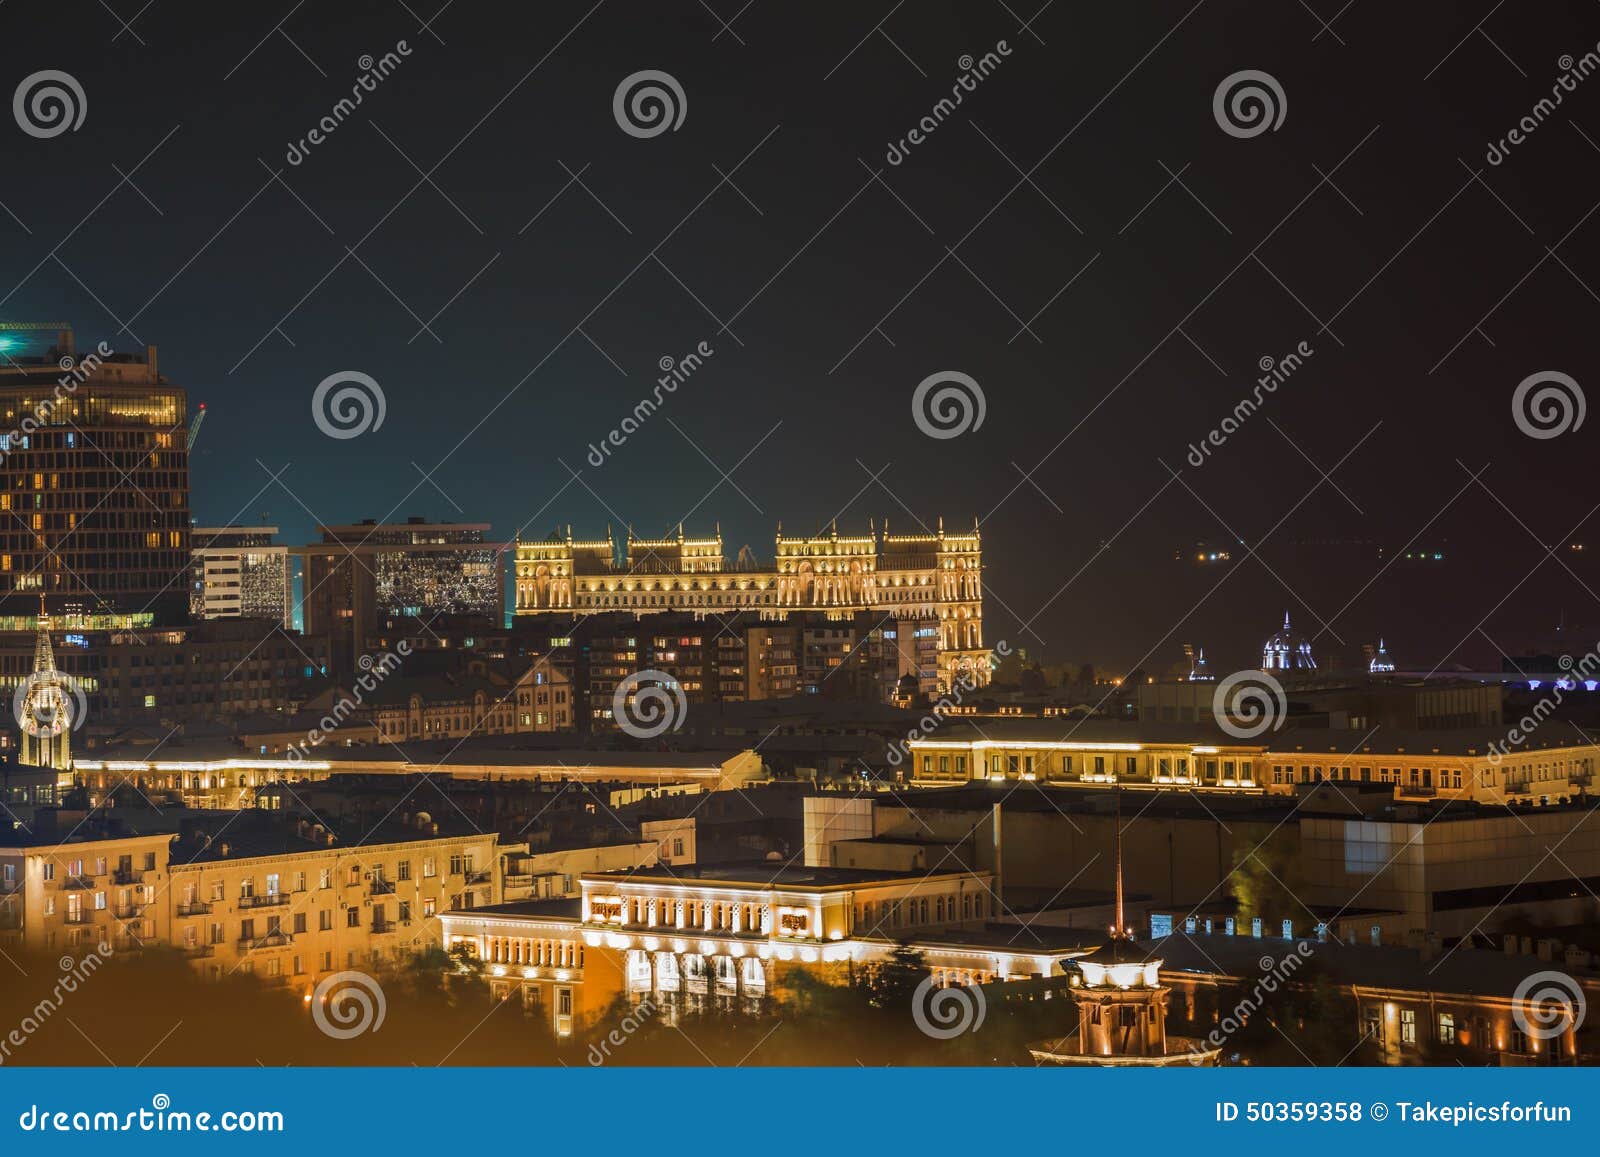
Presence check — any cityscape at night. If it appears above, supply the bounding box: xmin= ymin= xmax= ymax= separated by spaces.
xmin=0 ymin=0 xmax=1597 ymax=1144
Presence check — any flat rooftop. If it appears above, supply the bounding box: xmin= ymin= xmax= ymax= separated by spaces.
xmin=586 ymin=859 xmax=984 ymax=889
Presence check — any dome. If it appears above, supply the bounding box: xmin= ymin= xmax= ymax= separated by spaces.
xmin=1262 ymin=611 xmax=1316 ymax=671
xmin=1077 ymin=935 xmax=1162 ymax=989
xmin=1369 ymin=637 xmax=1395 ymax=673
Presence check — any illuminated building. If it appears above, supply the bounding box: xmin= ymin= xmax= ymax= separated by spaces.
xmin=441 ymin=860 xmax=1082 ymax=1036
xmin=165 ymin=815 xmax=502 ymax=985
xmin=0 ymin=826 xmax=174 ymax=955
xmin=190 ymin=525 xmax=291 ymax=625
xmin=0 ymin=326 xmax=190 ymax=625
xmin=515 ymin=520 xmax=985 ymax=691
xmin=299 ymin=518 xmax=507 ymax=670
xmin=361 ymin=655 xmax=573 ymax=741
xmin=907 ymin=721 xmax=1266 ymax=791
xmin=17 ymin=600 xmax=72 ymax=771
xmin=1262 ymin=610 xmax=1317 ymax=671
xmin=1027 ymin=789 xmax=1220 ymax=1066
xmin=1369 ymin=637 xmax=1396 ymax=673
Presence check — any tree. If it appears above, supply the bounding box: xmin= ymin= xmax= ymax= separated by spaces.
xmin=1229 ymin=829 xmax=1306 ymax=929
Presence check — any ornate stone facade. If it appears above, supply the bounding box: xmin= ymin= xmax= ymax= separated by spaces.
xmin=515 ymin=521 xmax=987 ymax=689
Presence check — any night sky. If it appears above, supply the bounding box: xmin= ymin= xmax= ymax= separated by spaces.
xmin=5 ymin=1 xmax=1600 ymax=675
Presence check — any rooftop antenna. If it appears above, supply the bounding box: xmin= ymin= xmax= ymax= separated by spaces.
xmin=1113 ymin=780 xmax=1125 ymax=939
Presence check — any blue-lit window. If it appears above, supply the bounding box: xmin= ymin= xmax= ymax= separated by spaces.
xmin=1149 ymin=914 xmax=1173 ymax=939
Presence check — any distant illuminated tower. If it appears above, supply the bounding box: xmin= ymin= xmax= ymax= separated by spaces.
xmin=1186 ymin=646 xmax=1214 ymax=682
xmin=17 ymin=597 xmax=74 ymax=770
xmin=1368 ymin=638 xmax=1395 ymax=674
xmin=1261 ymin=611 xmax=1317 ymax=672
xmin=1028 ymin=787 xmax=1220 ymax=1066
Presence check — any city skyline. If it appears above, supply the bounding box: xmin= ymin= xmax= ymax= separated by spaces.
xmin=5 ymin=4 xmax=1599 ymax=676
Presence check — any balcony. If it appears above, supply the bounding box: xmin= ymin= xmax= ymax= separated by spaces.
xmin=371 ymin=920 xmax=402 ymax=935
xmin=1570 ymin=772 xmax=1592 ymax=787
xmin=112 ymin=905 xmax=145 ymax=920
xmin=1506 ymin=782 xmax=1532 ymax=796
xmin=1398 ymin=785 xmax=1437 ymax=797
xmin=466 ymin=870 xmax=492 ymax=886
xmin=112 ymin=869 xmax=146 ymax=886
xmin=180 ymin=944 xmax=215 ymax=958
xmin=237 ymin=893 xmax=289 ymax=910
xmin=371 ymin=879 xmax=396 ymax=896
xmin=237 ymin=930 xmax=292 ymax=952
xmin=62 ymin=912 xmax=94 ymax=926
xmin=58 ymin=875 xmax=95 ymax=891
xmin=177 ymin=901 xmax=212 ymax=917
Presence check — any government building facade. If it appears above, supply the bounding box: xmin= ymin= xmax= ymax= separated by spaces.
xmin=514 ymin=521 xmax=987 ymax=690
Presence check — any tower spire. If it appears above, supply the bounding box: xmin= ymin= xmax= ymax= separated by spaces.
xmin=1113 ymin=780 xmax=1125 ymax=938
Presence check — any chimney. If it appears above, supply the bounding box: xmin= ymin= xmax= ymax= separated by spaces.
xmin=145 ymin=344 xmax=157 ymax=377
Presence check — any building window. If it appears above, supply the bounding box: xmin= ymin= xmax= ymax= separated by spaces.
xmin=1400 ymin=1008 xmax=1416 ymax=1044
xmin=1437 ymin=1013 xmax=1456 ymax=1045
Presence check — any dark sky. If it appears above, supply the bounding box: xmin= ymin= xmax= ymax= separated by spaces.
xmin=5 ymin=1 xmax=1600 ymax=675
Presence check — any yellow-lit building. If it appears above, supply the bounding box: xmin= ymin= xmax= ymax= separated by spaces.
xmin=515 ymin=522 xmax=986 ymax=689
xmin=165 ymin=818 xmax=503 ymax=985
xmin=441 ymin=860 xmax=1086 ymax=1036
xmin=0 ymin=829 xmax=173 ymax=955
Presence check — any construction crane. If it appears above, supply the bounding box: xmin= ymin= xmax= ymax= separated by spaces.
xmin=187 ymin=402 xmax=206 ymax=448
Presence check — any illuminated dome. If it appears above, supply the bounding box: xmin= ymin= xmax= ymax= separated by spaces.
xmin=1369 ymin=637 xmax=1395 ymax=674
xmin=1076 ymin=935 xmax=1162 ymax=990
xmin=1262 ymin=611 xmax=1316 ymax=671
xmin=1187 ymin=647 xmax=1214 ymax=682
